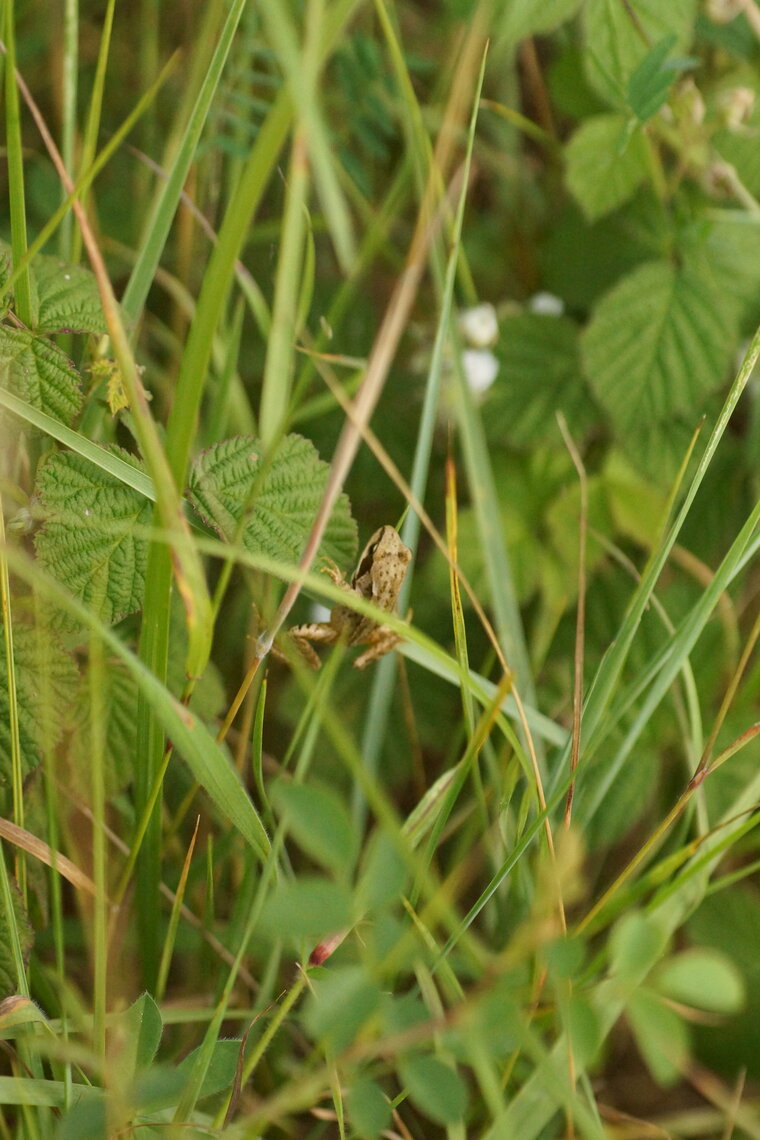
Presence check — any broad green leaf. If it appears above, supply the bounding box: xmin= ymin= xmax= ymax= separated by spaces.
xmin=258 ymin=876 xmax=353 ymax=940
xmin=0 ymin=624 xmax=79 ymax=780
xmin=349 ymin=1076 xmax=392 ymax=1139
xmin=114 ymin=993 xmax=163 ymax=1080
xmin=270 ymin=779 xmax=358 ymax=878
xmin=0 ymin=326 xmax=82 ymax=426
xmin=627 ymin=987 xmax=689 ymax=1086
xmin=564 ymin=114 xmax=649 ymax=221
xmin=581 ymin=258 xmax=734 ymax=438
xmin=498 ymin=0 xmax=582 ymax=47
xmin=187 ymin=433 xmax=357 ymax=568
xmin=33 ymin=449 xmax=152 ymax=629
xmin=487 ymin=313 xmax=597 ymax=447
xmin=27 ymin=250 xmax=107 ymax=335
xmin=176 ymin=1039 xmax=242 ymax=1101
xmin=304 ymin=966 xmax=381 ymax=1050
xmin=583 ymin=0 xmax=697 ymax=104
xmin=398 ymin=1055 xmax=468 ymax=1126
xmin=655 ymin=948 xmax=744 ymax=1013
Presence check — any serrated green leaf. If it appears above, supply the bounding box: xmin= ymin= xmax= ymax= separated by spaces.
xmin=583 ymin=0 xmax=697 ymax=104
xmin=487 ymin=313 xmax=597 ymax=446
xmin=398 ymin=1055 xmax=468 ymax=1126
xmin=0 ymin=624 xmax=79 ymax=782
xmin=270 ymin=779 xmax=358 ymax=878
xmin=581 ymin=258 xmax=734 ymax=438
xmin=0 ymin=326 xmax=82 ymax=426
xmin=27 ymin=251 xmax=107 ymax=335
xmin=565 ymin=114 xmax=649 ymax=221
xmin=33 ymin=449 xmax=152 ymax=629
xmin=187 ymin=433 xmax=357 ymax=567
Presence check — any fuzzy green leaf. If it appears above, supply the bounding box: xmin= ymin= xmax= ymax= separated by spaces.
xmin=564 ymin=114 xmax=649 ymax=221
xmin=27 ymin=252 xmax=107 ymax=335
xmin=487 ymin=313 xmax=597 ymax=446
xmin=0 ymin=327 xmax=82 ymax=426
xmin=187 ymin=434 xmax=357 ymax=567
xmin=0 ymin=624 xmax=80 ymax=783
xmin=33 ymin=449 xmax=152 ymax=629
xmin=581 ymin=258 xmax=735 ymax=438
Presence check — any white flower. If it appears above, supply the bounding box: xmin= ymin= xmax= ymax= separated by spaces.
xmin=528 ymin=291 xmax=564 ymax=316
xmin=462 ymin=348 xmax=499 ymax=395
xmin=459 ymin=303 xmax=498 ymax=347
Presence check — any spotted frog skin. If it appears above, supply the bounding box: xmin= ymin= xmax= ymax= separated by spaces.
xmin=290 ymin=526 xmax=412 ymax=669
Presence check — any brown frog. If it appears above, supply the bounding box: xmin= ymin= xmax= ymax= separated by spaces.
xmin=290 ymin=526 xmax=412 ymax=669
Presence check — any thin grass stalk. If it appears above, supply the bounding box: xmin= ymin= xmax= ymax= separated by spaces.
xmin=59 ymin=0 xmax=78 ymax=258
xmin=3 ymin=1 xmax=31 ymax=324
xmin=70 ymin=0 xmax=115 ymax=263
xmin=120 ymin=0 xmax=247 ymax=325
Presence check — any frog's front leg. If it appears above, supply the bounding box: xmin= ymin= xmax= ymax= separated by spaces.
xmin=352 ymin=624 xmax=402 ymax=670
xmin=290 ymin=622 xmax=339 ymax=670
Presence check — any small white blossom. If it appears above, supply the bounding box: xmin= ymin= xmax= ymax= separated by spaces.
xmin=528 ymin=291 xmax=564 ymax=316
xmin=462 ymin=348 xmax=499 ymax=395
xmin=459 ymin=303 xmax=498 ymax=347
xmin=309 ymin=602 xmax=331 ymax=624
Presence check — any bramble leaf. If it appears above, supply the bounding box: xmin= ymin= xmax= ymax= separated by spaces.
xmin=0 ymin=624 xmax=80 ymax=782
xmin=564 ymin=114 xmax=649 ymax=221
xmin=486 ymin=313 xmax=597 ymax=447
xmin=580 ymin=257 xmax=735 ymax=440
xmin=28 ymin=253 xmax=107 ymax=335
xmin=0 ymin=326 xmax=82 ymax=426
xmin=187 ymin=433 xmax=357 ymax=568
xmin=33 ymin=449 xmax=152 ymax=629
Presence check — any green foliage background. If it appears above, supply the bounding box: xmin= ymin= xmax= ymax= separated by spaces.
xmin=2 ymin=0 xmax=760 ymax=1136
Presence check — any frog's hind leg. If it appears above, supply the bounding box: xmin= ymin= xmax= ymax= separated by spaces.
xmin=290 ymin=623 xmax=338 ymax=670
xmin=352 ymin=625 xmax=401 ymax=670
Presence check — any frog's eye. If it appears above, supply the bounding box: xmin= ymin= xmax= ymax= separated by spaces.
xmin=356 ymin=539 xmax=381 ymax=578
